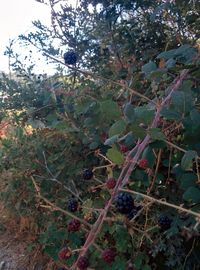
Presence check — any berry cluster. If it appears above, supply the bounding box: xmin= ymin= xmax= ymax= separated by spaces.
xmin=83 ymin=168 xmax=93 ymax=180
xmin=77 ymin=256 xmax=89 ymax=270
xmin=63 ymin=51 xmax=77 ymax=65
xmin=102 ymin=249 xmax=116 ymax=264
xmin=158 ymin=215 xmax=172 ymax=230
xmin=58 ymin=247 xmax=71 ymax=260
xmin=68 ymin=198 xmax=78 ymax=212
xmin=68 ymin=219 xmax=81 ymax=232
xmin=115 ymin=192 xmax=134 ymax=214
xmin=138 ymin=159 xmax=148 ymax=169
xmin=106 ymin=178 xmax=116 ymax=189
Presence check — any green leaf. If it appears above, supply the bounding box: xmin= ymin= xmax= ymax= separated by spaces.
xmin=181 ymin=150 xmax=196 ymax=170
xmin=107 ymin=256 xmax=126 ymax=270
xmin=106 ymin=148 xmax=124 ymax=165
xmin=183 ymin=187 xmax=200 ymax=203
xmin=130 ymin=124 xmax=146 ymax=139
xmin=124 ymin=103 xmax=135 ymax=123
xmin=100 ymin=100 xmax=121 ymax=122
xmin=134 ymin=106 xmax=155 ymax=125
xmin=148 ymin=128 xmax=166 ymax=141
xmin=142 ymin=146 xmax=155 ymax=168
xmin=104 ymin=135 xmax=119 ymax=146
xmin=109 ymin=119 xmax=126 ymax=137
xmin=142 ymin=61 xmax=157 ymax=75
xmin=161 ymin=108 xmax=182 ymax=120
xmin=180 ymin=173 xmax=197 ymax=190
xmin=171 ymin=91 xmax=193 ymax=115
xmin=114 ymin=226 xmax=130 ymax=252
xmin=89 ymin=141 xmax=99 ymax=150
xmin=157 ymin=49 xmax=177 ymax=60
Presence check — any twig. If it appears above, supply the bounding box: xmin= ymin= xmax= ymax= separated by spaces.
xmin=120 ymin=188 xmax=200 ymax=219
xmin=30 ymin=176 xmax=91 ymax=228
xmin=148 ymin=149 xmax=162 ymax=194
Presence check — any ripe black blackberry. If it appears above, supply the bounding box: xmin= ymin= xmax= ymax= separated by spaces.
xmin=83 ymin=168 xmax=93 ymax=180
xmin=67 ymin=219 xmax=81 ymax=232
xmin=64 ymin=51 xmax=77 ymax=65
xmin=115 ymin=192 xmax=134 ymax=214
xmin=68 ymin=198 xmax=78 ymax=212
xmin=102 ymin=249 xmax=116 ymax=264
xmin=158 ymin=215 xmax=172 ymax=230
xmin=77 ymin=256 xmax=89 ymax=270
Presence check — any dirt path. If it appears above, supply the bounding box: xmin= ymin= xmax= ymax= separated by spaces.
xmin=0 ymin=232 xmax=27 ymax=270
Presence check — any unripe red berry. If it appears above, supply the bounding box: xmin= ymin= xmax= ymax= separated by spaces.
xmin=102 ymin=249 xmax=116 ymax=264
xmin=138 ymin=159 xmax=148 ymax=169
xmin=77 ymin=256 xmax=89 ymax=270
xmin=67 ymin=219 xmax=81 ymax=232
xmin=58 ymin=247 xmax=71 ymax=260
xmin=106 ymin=178 xmax=116 ymax=189
xmin=120 ymin=144 xmax=129 ymax=153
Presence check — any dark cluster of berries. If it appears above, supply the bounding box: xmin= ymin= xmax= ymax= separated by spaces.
xmin=126 ymin=205 xmax=142 ymax=220
xmin=138 ymin=159 xmax=148 ymax=169
xmin=115 ymin=192 xmax=134 ymax=214
xmin=58 ymin=247 xmax=71 ymax=260
xmin=158 ymin=215 xmax=172 ymax=230
xmin=83 ymin=168 xmax=93 ymax=180
xmin=77 ymin=256 xmax=89 ymax=270
xmin=57 ymin=268 xmax=67 ymax=270
xmin=120 ymin=144 xmax=129 ymax=153
xmin=102 ymin=249 xmax=116 ymax=264
xmin=106 ymin=178 xmax=116 ymax=189
xmin=63 ymin=50 xmax=77 ymax=65
xmin=68 ymin=198 xmax=78 ymax=212
xmin=67 ymin=218 xmax=81 ymax=232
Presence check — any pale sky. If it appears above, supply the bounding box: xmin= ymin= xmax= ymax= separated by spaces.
xmin=0 ymin=0 xmax=52 ymax=73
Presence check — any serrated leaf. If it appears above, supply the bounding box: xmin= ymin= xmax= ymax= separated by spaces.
xmin=181 ymin=150 xmax=196 ymax=170
xmin=149 ymin=128 xmax=166 ymax=141
xmin=183 ymin=187 xmax=200 ymax=203
xmin=124 ymin=103 xmax=135 ymax=123
xmin=106 ymin=148 xmax=124 ymax=165
xmin=109 ymin=119 xmax=126 ymax=137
